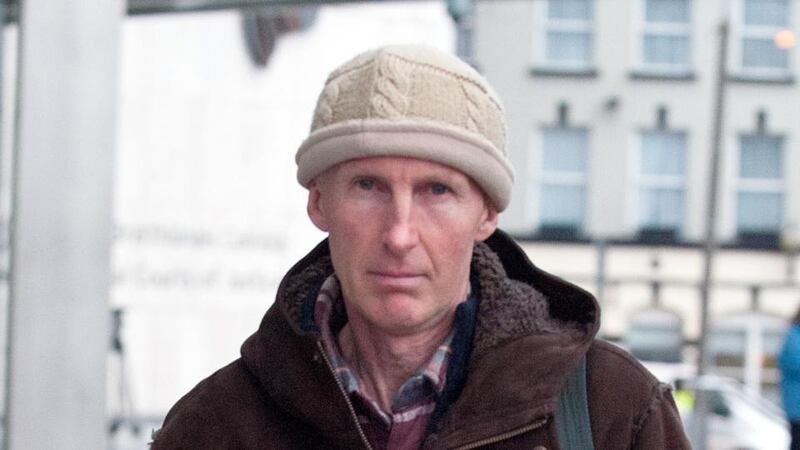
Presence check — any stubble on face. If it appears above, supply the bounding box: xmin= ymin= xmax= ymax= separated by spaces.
xmin=308 ymin=157 xmax=498 ymax=338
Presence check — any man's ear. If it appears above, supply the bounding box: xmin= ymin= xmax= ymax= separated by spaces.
xmin=307 ymin=182 xmax=330 ymax=232
xmin=475 ymin=206 xmax=498 ymax=242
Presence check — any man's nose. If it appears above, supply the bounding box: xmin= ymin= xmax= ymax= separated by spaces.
xmin=384 ymin=194 xmax=419 ymax=256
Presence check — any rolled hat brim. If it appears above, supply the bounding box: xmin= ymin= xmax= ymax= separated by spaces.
xmin=296 ymin=119 xmax=514 ymax=211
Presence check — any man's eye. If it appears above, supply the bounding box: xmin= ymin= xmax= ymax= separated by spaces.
xmin=357 ymin=179 xmax=374 ymax=190
xmin=430 ymin=183 xmax=449 ymax=195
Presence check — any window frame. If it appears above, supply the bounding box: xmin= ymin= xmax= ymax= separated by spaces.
xmin=535 ymin=0 xmax=596 ymax=72
xmin=530 ymin=126 xmax=590 ymax=235
xmin=730 ymin=0 xmax=793 ymax=81
xmin=634 ymin=129 xmax=688 ymax=239
xmin=734 ymin=132 xmax=786 ymax=237
xmin=636 ymin=0 xmax=693 ymax=75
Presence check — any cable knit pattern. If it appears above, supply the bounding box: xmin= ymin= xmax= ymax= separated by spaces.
xmin=460 ymin=81 xmax=483 ymax=135
xmin=370 ymin=54 xmax=410 ymax=119
xmin=311 ymin=79 xmax=339 ymax=130
xmin=296 ymin=45 xmax=515 ymax=211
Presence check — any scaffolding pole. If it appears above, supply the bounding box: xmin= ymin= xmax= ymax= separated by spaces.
xmin=4 ymin=0 xmax=122 ymax=448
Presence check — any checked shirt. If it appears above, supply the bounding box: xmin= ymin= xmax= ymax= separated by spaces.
xmin=314 ymin=275 xmax=459 ymax=450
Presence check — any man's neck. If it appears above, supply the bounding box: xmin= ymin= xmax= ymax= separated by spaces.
xmin=337 ymin=316 xmax=454 ymax=413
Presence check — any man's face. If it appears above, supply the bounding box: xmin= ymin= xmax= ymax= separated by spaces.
xmin=307 ymin=156 xmax=498 ymax=336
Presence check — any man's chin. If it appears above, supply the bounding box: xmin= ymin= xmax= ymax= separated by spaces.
xmin=365 ymin=300 xmax=454 ymax=336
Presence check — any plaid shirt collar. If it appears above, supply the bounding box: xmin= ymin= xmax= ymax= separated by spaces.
xmin=314 ymin=274 xmax=459 ymax=424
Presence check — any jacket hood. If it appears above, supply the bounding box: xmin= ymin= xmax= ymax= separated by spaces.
xmin=240 ymin=229 xmax=600 ymax=448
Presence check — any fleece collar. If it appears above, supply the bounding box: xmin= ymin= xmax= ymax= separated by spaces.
xmin=240 ymin=229 xmax=599 ymax=448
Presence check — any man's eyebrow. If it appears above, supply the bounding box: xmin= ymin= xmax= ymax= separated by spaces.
xmin=339 ymin=166 xmax=381 ymax=178
xmin=337 ymin=168 xmax=389 ymax=184
xmin=417 ymin=171 xmax=465 ymax=186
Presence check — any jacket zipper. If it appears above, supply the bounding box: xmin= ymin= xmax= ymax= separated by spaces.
xmin=316 ymin=341 xmax=374 ymax=450
xmin=449 ymin=416 xmax=549 ymax=450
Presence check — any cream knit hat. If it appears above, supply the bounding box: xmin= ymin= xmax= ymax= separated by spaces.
xmin=296 ymin=45 xmax=514 ymax=211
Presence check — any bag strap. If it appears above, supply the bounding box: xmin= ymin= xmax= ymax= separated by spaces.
xmin=555 ymin=356 xmax=595 ymax=450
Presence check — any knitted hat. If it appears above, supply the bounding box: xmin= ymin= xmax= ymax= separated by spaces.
xmin=295 ymin=45 xmax=514 ymax=211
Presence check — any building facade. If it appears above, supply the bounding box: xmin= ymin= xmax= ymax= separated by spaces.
xmin=474 ymin=0 xmax=800 ymax=391
xmin=477 ymin=0 xmax=799 ymax=245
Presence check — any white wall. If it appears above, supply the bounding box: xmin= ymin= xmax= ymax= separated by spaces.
xmin=112 ymin=1 xmax=455 ymax=417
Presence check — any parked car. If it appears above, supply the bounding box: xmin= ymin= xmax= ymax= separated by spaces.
xmin=645 ymin=362 xmax=789 ymax=450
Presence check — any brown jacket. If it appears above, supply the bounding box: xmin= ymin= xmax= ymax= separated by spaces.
xmin=151 ymin=231 xmax=690 ymax=449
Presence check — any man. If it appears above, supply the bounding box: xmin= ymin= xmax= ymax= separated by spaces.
xmin=151 ymin=45 xmax=689 ymax=449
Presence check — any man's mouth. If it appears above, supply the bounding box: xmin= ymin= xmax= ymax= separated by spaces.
xmin=367 ymin=271 xmax=425 ymax=287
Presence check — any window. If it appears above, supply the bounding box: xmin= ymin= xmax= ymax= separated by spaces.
xmin=538 ymin=127 xmax=588 ymax=235
xmin=736 ymin=134 xmax=784 ymax=241
xmin=542 ymin=0 xmax=595 ymax=70
xmin=734 ymin=0 xmax=792 ymax=79
xmin=640 ymin=0 xmax=692 ymax=74
xmin=638 ymin=131 xmax=686 ymax=237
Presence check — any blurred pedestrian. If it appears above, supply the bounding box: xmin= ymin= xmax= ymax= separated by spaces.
xmin=151 ymin=45 xmax=689 ymax=449
xmin=780 ymin=305 xmax=800 ymax=450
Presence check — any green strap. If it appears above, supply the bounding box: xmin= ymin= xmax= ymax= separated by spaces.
xmin=555 ymin=356 xmax=594 ymax=450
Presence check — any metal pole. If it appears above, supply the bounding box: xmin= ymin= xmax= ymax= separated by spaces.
xmin=694 ymin=18 xmax=729 ymax=450
xmin=744 ymin=316 xmax=763 ymax=396
xmin=596 ymin=239 xmax=607 ymax=306
xmin=0 ymin=4 xmax=5 ymax=446
xmin=5 ymin=0 xmax=122 ymax=447
xmin=0 ymin=0 xmax=4 ymax=160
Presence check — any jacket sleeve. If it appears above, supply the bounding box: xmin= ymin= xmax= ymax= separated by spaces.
xmin=586 ymin=341 xmax=691 ymax=449
xmin=149 ymin=383 xmax=232 ymax=450
xmin=149 ymin=359 xmax=284 ymax=450
xmin=631 ymin=382 xmax=691 ymax=449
